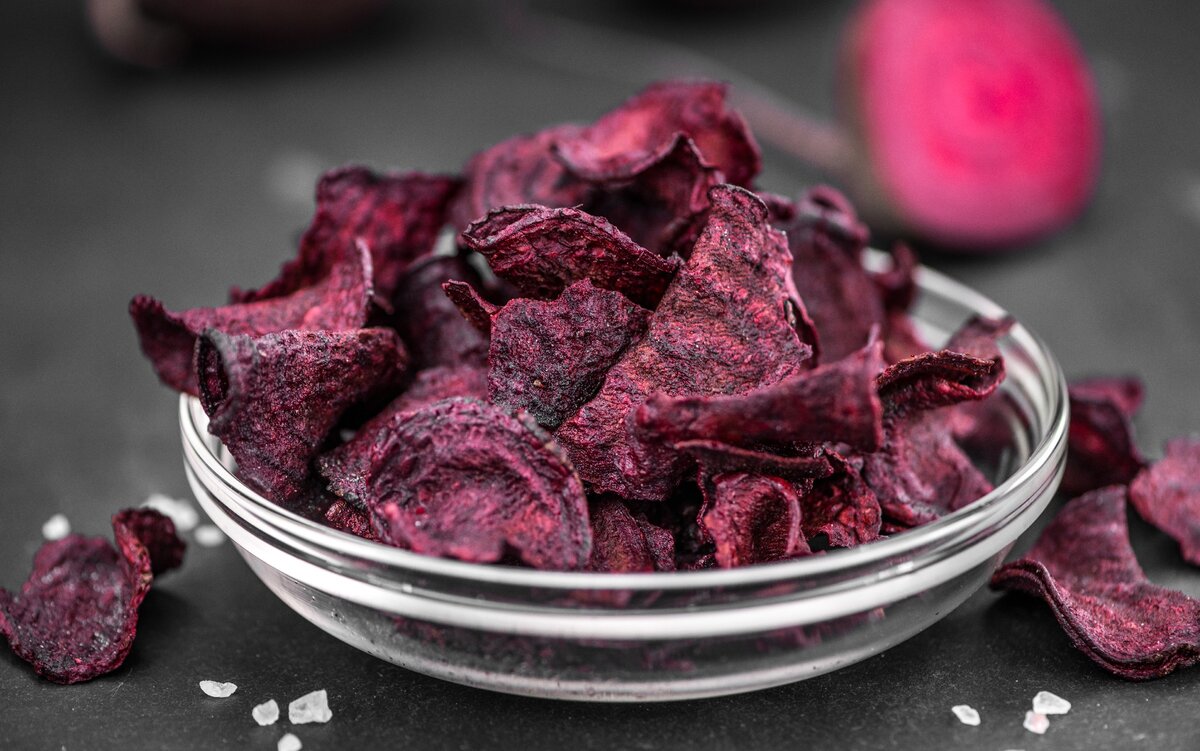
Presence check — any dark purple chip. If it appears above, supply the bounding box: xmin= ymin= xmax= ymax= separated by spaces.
xmin=700 ymin=473 xmax=809 ymax=568
xmin=0 ymin=509 xmax=184 ymax=684
xmin=197 ymin=328 xmax=408 ymax=503
xmin=1062 ymin=376 xmax=1147 ymax=497
xmin=390 ymin=255 xmax=490 ymax=370
xmin=442 ymin=279 xmax=498 ymax=336
xmin=460 ymin=204 xmax=679 ymax=309
xmin=1130 ymin=437 xmax=1200 ymax=566
xmin=990 ymin=486 xmax=1200 ymax=680
xmin=678 ymin=440 xmax=833 ymax=483
xmin=802 ymin=451 xmax=882 ymax=548
xmin=130 ymin=241 xmax=374 ymax=395
xmin=554 ymin=185 xmax=812 ymax=501
xmin=587 ymin=497 xmax=675 ymax=573
xmin=324 ymin=499 xmax=380 ymax=541
xmin=233 ymin=166 xmax=459 ymax=302
xmin=329 ymin=399 xmax=591 ymax=570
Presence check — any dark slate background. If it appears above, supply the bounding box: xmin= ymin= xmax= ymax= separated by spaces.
xmin=3 ymin=1 xmax=1199 ymax=748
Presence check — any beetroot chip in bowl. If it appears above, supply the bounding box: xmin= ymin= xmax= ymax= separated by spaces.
xmin=0 ymin=509 xmax=185 ymax=684
xmin=700 ymin=473 xmax=809 ymax=568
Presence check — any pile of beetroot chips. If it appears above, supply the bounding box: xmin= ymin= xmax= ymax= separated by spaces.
xmin=132 ymin=80 xmax=1014 ymax=575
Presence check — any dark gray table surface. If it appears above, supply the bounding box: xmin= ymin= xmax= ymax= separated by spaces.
xmin=3 ymin=1 xmax=1200 ymax=748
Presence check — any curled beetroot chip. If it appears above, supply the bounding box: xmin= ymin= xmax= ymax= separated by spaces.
xmin=700 ymin=473 xmax=809 ymax=568
xmin=0 ymin=509 xmax=184 ymax=684
xmin=197 ymin=328 xmax=408 ymax=502
xmin=553 ymin=80 xmax=760 ymax=189
xmin=555 ymin=185 xmax=812 ymax=501
xmin=990 ymin=486 xmax=1200 ymax=680
xmin=391 ymin=255 xmax=490 ymax=370
xmin=587 ymin=497 xmax=675 ymax=573
xmin=1130 ymin=437 xmax=1200 ymax=566
xmin=461 ymin=205 xmax=679 ymax=309
xmin=234 ymin=167 xmax=459 ymax=303
xmin=324 ymin=499 xmax=379 ymax=542
xmin=636 ymin=340 xmax=884 ymax=454
xmin=1062 ymin=376 xmax=1146 ymax=497
xmin=488 ymin=280 xmax=651 ymax=430
xmin=131 ymin=241 xmax=373 ymax=395
xmin=679 ymin=440 xmax=833 ymax=483
xmin=802 ymin=451 xmax=882 ymax=548
xmin=332 ymin=399 xmax=590 ymax=569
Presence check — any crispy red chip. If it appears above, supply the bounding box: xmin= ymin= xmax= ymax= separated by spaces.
xmin=587 ymin=497 xmax=676 ymax=573
xmin=487 ymin=280 xmax=651 ymax=430
xmin=1062 ymin=376 xmax=1147 ymax=497
xmin=990 ymin=486 xmax=1200 ymax=680
xmin=329 ymin=399 xmax=591 ymax=569
xmin=802 ymin=451 xmax=882 ymax=548
xmin=0 ymin=509 xmax=184 ymax=684
xmin=130 ymin=241 xmax=374 ymax=395
xmin=197 ymin=328 xmax=408 ymax=502
xmin=552 ymin=80 xmax=760 ymax=189
xmin=678 ymin=440 xmax=833 ymax=483
xmin=460 ymin=205 xmax=679 ymax=309
xmin=700 ymin=473 xmax=809 ymax=568
xmin=390 ymin=255 xmax=490 ymax=370
xmin=324 ymin=499 xmax=379 ymax=541
xmin=636 ymin=340 xmax=884 ymax=454
xmin=554 ymin=185 xmax=812 ymax=501
xmin=234 ymin=166 xmax=459 ymax=302
xmin=1130 ymin=437 xmax=1200 ymax=566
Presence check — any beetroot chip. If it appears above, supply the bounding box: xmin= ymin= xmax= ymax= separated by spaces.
xmin=1062 ymin=376 xmax=1147 ymax=497
xmin=636 ymin=340 xmax=885 ymax=454
xmin=587 ymin=497 xmax=675 ymax=573
xmin=130 ymin=241 xmax=374 ymax=395
xmin=461 ymin=205 xmax=679 ymax=309
xmin=235 ymin=166 xmax=459 ymax=302
xmin=802 ymin=451 xmax=882 ymax=548
xmin=324 ymin=499 xmax=380 ymax=542
xmin=487 ymin=280 xmax=651 ymax=429
xmin=552 ymin=80 xmax=760 ymax=189
xmin=391 ymin=255 xmax=490 ymax=370
xmin=331 ymin=399 xmax=590 ymax=569
xmin=679 ymin=440 xmax=833 ymax=484
xmin=990 ymin=486 xmax=1200 ymax=680
xmin=700 ymin=473 xmax=809 ymax=568
xmin=1130 ymin=437 xmax=1200 ymax=566
xmin=0 ymin=508 xmax=184 ymax=684
xmin=555 ymin=185 xmax=812 ymax=500
xmin=197 ymin=328 xmax=408 ymax=502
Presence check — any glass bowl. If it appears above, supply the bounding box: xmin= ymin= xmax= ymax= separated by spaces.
xmin=180 ymin=259 xmax=1068 ymax=702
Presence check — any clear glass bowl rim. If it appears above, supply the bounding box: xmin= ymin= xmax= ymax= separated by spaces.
xmin=179 ymin=260 xmax=1068 ymax=594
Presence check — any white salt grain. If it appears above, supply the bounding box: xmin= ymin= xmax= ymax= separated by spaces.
xmin=142 ymin=493 xmax=199 ymax=532
xmin=277 ymin=733 xmax=302 ymax=751
xmin=42 ymin=514 xmax=71 ymax=541
xmin=951 ymin=704 xmax=980 ymax=726
xmin=195 ymin=525 xmax=226 ymax=547
xmin=253 ymin=699 xmax=280 ymax=726
xmin=199 ymin=680 xmax=238 ymax=698
xmin=288 ymin=689 xmax=332 ymax=724
xmin=1032 ymin=690 xmax=1071 ymax=715
xmin=1023 ymin=710 xmax=1050 ymax=735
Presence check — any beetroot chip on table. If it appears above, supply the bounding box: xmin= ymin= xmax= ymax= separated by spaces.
xmin=325 ymin=399 xmax=591 ymax=570
xmin=197 ymin=328 xmax=408 ymax=503
xmin=555 ymin=185 xmax=813 ymax=501
xmin=1130 ymin=437 xmax=1200 ymax=566
xmin=390 ymin=255 xmax=490 ymax=370
xmin=234 ymin=166 xmax=460 ymax=302
xmin=460 ymin=205 xmax=679 ymax=309
xmin=700 ymin=473 xmax=809 ymax=568
xmin=1062 ymin=376 xmax=1147 ymax=497
xmin=587 ymin=497 xmax=675 ymax=573
xmin=990 ymin=486 xmax=1200 ymax=680
xmin=0 ymin=509 xmax=185 ymax=684
xmin=130 ymin=241 xmax=374 ymax=395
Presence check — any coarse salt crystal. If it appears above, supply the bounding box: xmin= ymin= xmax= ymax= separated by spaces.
xmin=1032 ymin=690 xmax=1071 ymax=715
xmin=1024 ymin=711 xmax=1049 ymax=735
xmin=278 ymin=733 xmax=302 ymax=751
xmin=199 ymin=680 xmax=238 ymax=698
xmin=253 ymin=699 xmax=280 ymax=726
xmin=42 ymin=514 xmax=71 ymax=541
xmin=195 ymin=525 xmax=226 ymax=547
xmin=288 ymin=689 xmax=332 ymax=724
xmin=142 ymin=493 xmax=199 ymax=532
xmin=951 ymin=705 xmax=980 ymax=726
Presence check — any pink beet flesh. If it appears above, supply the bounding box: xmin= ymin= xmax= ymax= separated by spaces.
xmin=843 ymin=0 xmax=1101 ymax=248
